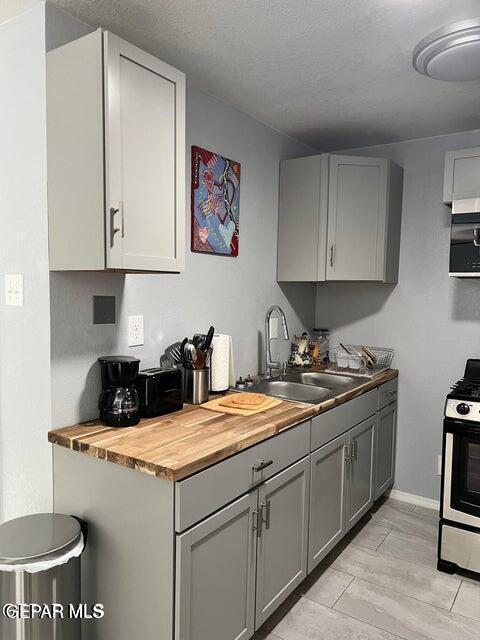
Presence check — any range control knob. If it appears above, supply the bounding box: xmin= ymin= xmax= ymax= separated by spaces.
xmin=456 ymin=402 xmax=470 ymax=416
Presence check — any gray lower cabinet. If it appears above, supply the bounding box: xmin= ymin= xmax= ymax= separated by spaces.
xmin=255 ymin=456 xmax=310 ymax=627
xmin=374 ymin=402 xmax=397 ymax=499
xmin=308 ymin=433 xmax=348 ymax=572
xmin=176 ymin=456 xmax=310 ymax=640
xmin=345 ymin=416 xmax=375 ymax=531
xmin=175 ymin=493 xmax=257 ymax=640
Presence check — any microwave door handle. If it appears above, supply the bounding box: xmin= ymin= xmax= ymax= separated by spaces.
xmin=474 ymin=228 xmax=480 ymax=247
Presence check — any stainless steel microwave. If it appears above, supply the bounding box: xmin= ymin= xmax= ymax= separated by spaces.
xmin=450 ymin=213 xmax=480 ymax=277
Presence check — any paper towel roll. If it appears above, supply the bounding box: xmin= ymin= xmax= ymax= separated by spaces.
xmin=211 ymin=334 xmax=235 ymax=392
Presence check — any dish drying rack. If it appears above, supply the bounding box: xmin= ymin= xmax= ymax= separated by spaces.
xmin=326 ymin=345 xmax=394 ymax=378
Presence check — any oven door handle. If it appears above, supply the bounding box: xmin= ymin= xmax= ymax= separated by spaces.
xmin=474 ymin=228 xmax=480 ymax=247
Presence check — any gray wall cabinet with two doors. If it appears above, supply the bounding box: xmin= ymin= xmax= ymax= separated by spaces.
xmin=277 ymin=154 xmax=404 ymax=283
xmin=53 ymin=379 xmax=397 ymax=640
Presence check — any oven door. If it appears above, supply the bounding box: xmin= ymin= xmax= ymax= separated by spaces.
xmin=443 ymin=419 xmax=480 ymax=527
xmin=450 ymin=214 xmax=480 ymax=276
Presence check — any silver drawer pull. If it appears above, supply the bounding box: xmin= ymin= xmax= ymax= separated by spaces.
xmin=251 ymin=509 xmax=259 ymax=531
xmin=252 ymin=459 xmax=273 ymax=473
xmin=260 ymin=500 xmax=271 ymax=530
xmin=385 ymin=390 xmax=395 ymax=397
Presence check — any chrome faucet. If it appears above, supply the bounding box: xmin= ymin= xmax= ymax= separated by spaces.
xmin=265 ymin=305 xmax=290 ymax=378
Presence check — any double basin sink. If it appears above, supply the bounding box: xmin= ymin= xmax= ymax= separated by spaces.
xmin=248 ymin=371 xmax=369 ymax=404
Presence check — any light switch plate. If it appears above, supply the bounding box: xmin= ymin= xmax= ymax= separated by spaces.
xmin=5 ymin=274 xmax=23 ymax=306
xmin=128 ymin=315 xmax=144 ymax=347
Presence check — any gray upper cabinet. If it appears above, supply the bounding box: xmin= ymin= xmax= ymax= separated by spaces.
xmin=255 ymin=456 xmax=309 ymax=628
xmin=327 ymin=155 xmax=403 ymax=283
xmin=277 ymin=155 xmax=329 ymax=281
xmin=175 ymin=493 xmax=257 ymax=640
xmin=47 ymin=29 xmax=185 ymax=272
xmin=308 ymin=433 xmax=348 ymax=572
xmin=345 ymin=416 xmax=375 ymax=531
xmin=444 ymin=147 xmax=480 ymax=204
xmin=277 ymin=153 xmax=403 ymax=283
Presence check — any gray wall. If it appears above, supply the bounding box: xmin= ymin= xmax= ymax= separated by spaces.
xmin=50 ymin=84 xmax=316 ymax=427
xmin=0 ymin=4 xmax=51 ymax=521
xmin=316 ymin=128 xmax=480 ymax=501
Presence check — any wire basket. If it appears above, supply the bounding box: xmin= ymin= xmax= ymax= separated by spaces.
xmin=351 ymin=346 xmax=395 ymax=370
xmin=328 ymin=345 xmax=394 ymax=377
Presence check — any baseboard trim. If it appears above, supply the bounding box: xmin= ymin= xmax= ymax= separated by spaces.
xmin=388 ymin=489 xmax=440 ymax=510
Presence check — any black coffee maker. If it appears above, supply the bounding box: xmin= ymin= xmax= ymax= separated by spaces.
xmin=98 ymin=356 xmax=141 ymax=427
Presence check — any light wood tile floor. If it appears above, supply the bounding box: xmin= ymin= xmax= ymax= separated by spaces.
xmin=253 ymin=496 xmax=480 ymax=640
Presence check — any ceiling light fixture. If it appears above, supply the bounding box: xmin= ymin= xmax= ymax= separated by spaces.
xmin=413 ymin=17 xmax=480 ymax=81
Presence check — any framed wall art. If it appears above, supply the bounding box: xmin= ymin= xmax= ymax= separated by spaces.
xmin=191 ymin=146 xmax=240 ymax=256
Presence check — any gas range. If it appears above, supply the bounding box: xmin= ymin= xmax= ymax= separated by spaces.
xmin=439 ymin=358 xmax=480 ymax=577
xmin=444 ymin=359 xmax=480 ymax=422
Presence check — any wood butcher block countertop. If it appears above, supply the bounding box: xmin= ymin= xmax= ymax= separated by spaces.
xmin=48 ymin=368 xmax=398 ymax=482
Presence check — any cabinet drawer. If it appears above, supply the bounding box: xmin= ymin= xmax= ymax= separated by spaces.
xmin=175 ymin=420 xmax=310 ymax=532
xmin=311 ymin=390 xmax=376 ymax=451
xmin=378 ymin=378 xmax=398 ymax=409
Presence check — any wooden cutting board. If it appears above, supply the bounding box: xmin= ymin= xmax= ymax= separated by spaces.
xmin=202 ymin=394 xmax=283 ymax=416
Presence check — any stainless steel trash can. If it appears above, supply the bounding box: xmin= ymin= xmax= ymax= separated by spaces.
xmin=0 ymin=513 xmax=85 ymax=640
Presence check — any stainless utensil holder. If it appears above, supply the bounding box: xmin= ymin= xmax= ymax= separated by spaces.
xmin=183 ymin=367 xmax=210 ymax=404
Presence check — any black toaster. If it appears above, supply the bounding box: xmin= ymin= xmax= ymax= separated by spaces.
xmin=136 ymin=367 xmax=183 ymax=418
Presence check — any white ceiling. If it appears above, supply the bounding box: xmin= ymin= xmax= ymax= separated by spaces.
xmin=52 ymin=0 xmax=480 ymax=150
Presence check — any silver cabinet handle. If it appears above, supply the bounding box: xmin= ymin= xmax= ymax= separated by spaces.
xmin=260 ymin=500 xmax=271 ymax=530
xmin=344 ymin=443 xmax=351 ymax=465
xmin=385 ymin=390 xmax=395 ymax=397
xmin=251 ymin=509 xmax=259 ymax=531
xmin=252 ymin=459 xmax=273 ymax=473
xmin=353 ymin=439 xmax=358 ymax=461
xmin=110 ymin=201 xmax=124 ymax=246
xmin=474 ymin=228 xmax=480 ymax=247
xmin=330 ymin=244 xmax=335 ymax=267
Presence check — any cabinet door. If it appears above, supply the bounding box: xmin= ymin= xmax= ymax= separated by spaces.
xmin=375 ymin=402 xmax=397 ymax=499
xmin=345 ymin=417 xmax=375 ymax=531
xmin=308 ymin=433 xmax=348 ymax=572
xmin=444 ymin=147 xmax=480 ymax=204
xmin=175 ymin=493 xmax=257 ymax=640
xmin=104 ymin=32 xmax=185 ymax=272
xmin=326 ymin=155 xmax=388 ymax=281
xmin=277 ymin=155 xmax=328 ymax=282
xmin=255 ymin=457 xmax=310 ymax=628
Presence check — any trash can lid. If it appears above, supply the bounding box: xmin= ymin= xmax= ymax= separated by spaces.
xmin=0 ymin=513 xmax=82 ymax=564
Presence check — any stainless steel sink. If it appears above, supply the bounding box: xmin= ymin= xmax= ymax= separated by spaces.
xmin=246 ymin=370 xmax=370 ymax=404
xmin=284 ymin=371 xmax=365 ymax=393
xmin=247 ymin=379 xmax=333 ymax=404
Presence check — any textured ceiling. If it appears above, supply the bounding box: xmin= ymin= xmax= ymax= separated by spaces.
xmin=51 ymin=0 xmax=480 ymax=150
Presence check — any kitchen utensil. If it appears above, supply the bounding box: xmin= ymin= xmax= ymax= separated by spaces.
xmin=193 ymin=334 xmax=206 ymax=350
xmin=204 ymin=326 xmax=215 ymax=352
xmin=195 ymin=349 xmax=208 ymax=370
xmin=183 ymin=341 xmax=198 ymax=369
xmin=165 ymin=341 xmax=185 ymax=366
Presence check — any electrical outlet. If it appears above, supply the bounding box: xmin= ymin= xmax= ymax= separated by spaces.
xmin=5 ymin=274 xmax=23 ymax=306
xmin=437 ymin=454 xmax=442 ymax=476
xmin=269 ymin=317 xmax=278 ymax=339
xmin=128 ymin=315 xmax=144 ymax=347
